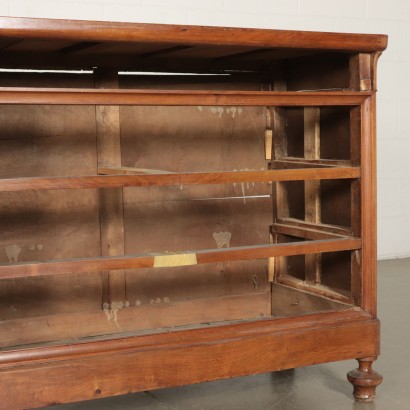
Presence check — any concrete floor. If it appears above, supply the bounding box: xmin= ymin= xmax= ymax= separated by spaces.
xmin=45 ymin=258 xmax=410 ymax=410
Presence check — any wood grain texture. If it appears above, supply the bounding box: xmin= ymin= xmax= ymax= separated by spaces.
xmin=361 ymin=97 xmax=377 ymax=316
xmin=0 ymin=167 xmax=361 ymax=192
xmin=271 ymin=222 xmax=350 ymax=240
xmin=271 ymin=103 xmax=289 ymax=280
xmin=347 ymin=358 xmax=383 ymax=402
xmin=0 ymin=313 xmax=379 ymax=409
xmin=0 ymin=16 xmax=387 ymax=51
xmin=0 ymin=238 xmax=361 ymax=280
xmin=350 ymin=106 xmax=362 ymax=305
xmin=0 ymin=88 xmax=370 ymax=106
xmin=278 ymin=157 xmax=351 ymax=166
xmin=99 ymin=166 xmax=175 ymax=175
xmin=276 ymin=217 xmax=352 ymax=236
xmin=0 ymin=18 xmax=385 ymax=407
xmin=0 ymin=309 xmax=373 ymax=366
xmin=350 ymin=53 xmax=372 ymax=91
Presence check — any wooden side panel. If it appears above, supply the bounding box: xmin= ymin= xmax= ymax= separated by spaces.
xmin=320 ymin=107 xmax=352 ymax=228
xmin=321 ymin=251 xmax=351 ymax=295
xmin=321 ymin=180 xmax=351 ymax=227
xmin=350 ymin=106 xmax=362 ymax=305
xmin=361 ymin=97 xmax=377 ymax=315
xmin=272 ymin=103 xmax=355 ymax=297
xmin=284 ymin=108 xmax=304 ymax=157
xmin=320 ymin=107 xmax=351 ymax=160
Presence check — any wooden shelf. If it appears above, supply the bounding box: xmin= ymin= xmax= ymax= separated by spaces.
xmin=271 ymin=222 xmax=350 ymax=240
xmin=0 ymin=167 xmax=360 ymax=192
xmin=272 ymin=157 xmax=352 ymax=168
xmin=0 ymin=237 xmax=361 ymax=280
xmin=275 ymin=276 xmax=353 ymax=304
xmin=275 ymin=218 xmax=353 ymax=237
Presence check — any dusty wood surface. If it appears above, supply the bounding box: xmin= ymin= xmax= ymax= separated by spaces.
xmin=94 ymin=67 xmax=126 ymax=307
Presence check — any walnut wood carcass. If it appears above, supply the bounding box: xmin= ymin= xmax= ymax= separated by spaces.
xmin=0 ymin=17 xmax=387 ymax=409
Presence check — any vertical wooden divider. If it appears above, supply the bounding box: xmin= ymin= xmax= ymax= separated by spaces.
xmin=94 ymin=68 xmax=127 ymax=309
xmin=349 ymin=53 xmax=371 ymax=306
xmin=304 ymin=108 xmax=322 ymax=284
xmin=350 ymin=106 xmax=362 ymax=306
xmin=264 ymin=88 xmax=275 ymax=283
xmin=270 ymin=78 xmax=289 ymax=286
xmin=349 ymin=53 xmax=372 ymax=92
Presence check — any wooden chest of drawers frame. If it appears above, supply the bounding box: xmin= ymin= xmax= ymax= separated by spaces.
xmin=0 ymin=17 xmax=387 ymax=409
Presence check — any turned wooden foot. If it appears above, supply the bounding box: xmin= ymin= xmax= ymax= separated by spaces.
xmin=347 ymin=358 xmax=382 ymax=402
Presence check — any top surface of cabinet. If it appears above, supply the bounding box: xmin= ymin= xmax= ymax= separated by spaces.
xmin=0 ymin=16 xmax=387 ymax=71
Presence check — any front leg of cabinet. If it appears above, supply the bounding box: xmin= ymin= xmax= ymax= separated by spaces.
xmin=347 ymin=357 xmax=383 ymax=402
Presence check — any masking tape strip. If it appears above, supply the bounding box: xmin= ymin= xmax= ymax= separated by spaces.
xmin=265 ymin=129 xmax=273 ymax=160
xmin=154 ymin=252 xmax=197 ymax=268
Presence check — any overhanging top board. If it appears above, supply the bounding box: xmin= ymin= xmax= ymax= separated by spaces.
xmin=0 ymin=16 xmax=388 ymax=71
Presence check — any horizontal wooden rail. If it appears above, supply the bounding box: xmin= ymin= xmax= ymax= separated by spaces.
xmin=278 ymin=157 xmax=352 ymax=166
xmin=276 ymin=276 xmax=353 ymax=304
xmin=0 ymin=238 xmax=361 ymax=280
xmin=0 ymin=168 xmax=360 ymax=192
xmin=0 ymin=309 xmax=370 ymax=367
xmin=271 ymin=222 xmax=350 ymax=240
xmin=98 ymin=166 xmax=175 ymax=175
xmin=272 ymin=160 xmax=335 ymax=169
xmin=275 ymin=217 xmax=352 ymax=237
xmin=0 ymin=88 xmax=370 ymax=106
